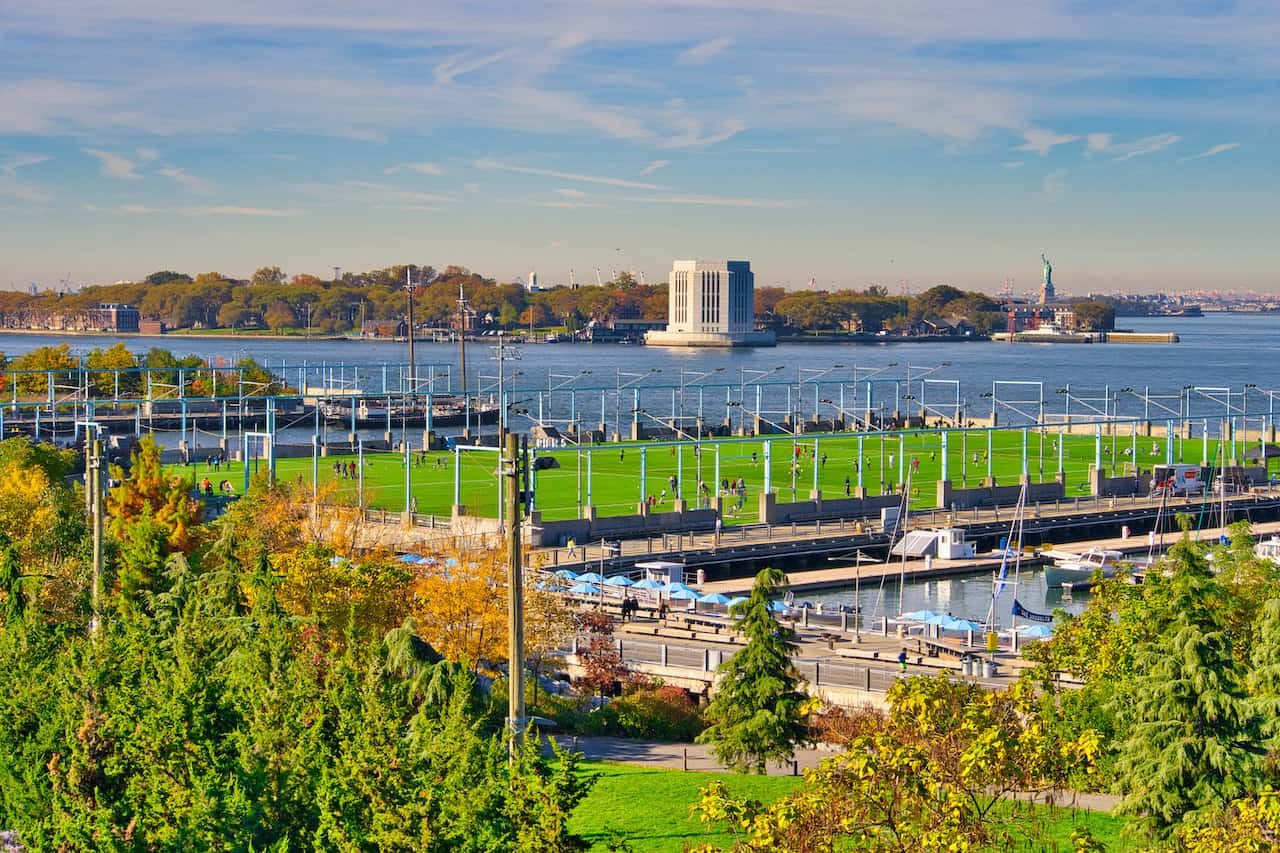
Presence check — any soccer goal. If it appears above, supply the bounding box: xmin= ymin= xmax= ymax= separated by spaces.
xmin=242 ymin=431 xmax=275 ymax=493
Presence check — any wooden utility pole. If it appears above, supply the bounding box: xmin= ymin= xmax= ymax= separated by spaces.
xmin=505 ymin=432 xmax=525 ymax=755
xmin=88 ymin=434 xmax=103 ymax=639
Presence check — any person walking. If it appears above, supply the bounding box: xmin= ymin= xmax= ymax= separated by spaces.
xmin=897 ymin=649 xmax=908 ymax=673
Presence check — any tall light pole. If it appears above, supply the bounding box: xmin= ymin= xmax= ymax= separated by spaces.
xmin=404 ymin=268 xmax=418 ymax=393
xmin=458 ymin=282 xmax=470 ymax=437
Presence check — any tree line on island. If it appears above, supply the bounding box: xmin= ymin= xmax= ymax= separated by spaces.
xmin=0 ymin=265 xmax=1118 ymax=336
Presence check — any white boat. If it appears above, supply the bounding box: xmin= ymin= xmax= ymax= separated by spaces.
xmin=1254 ymin=536 xmax=1280 ymax=565
xmin=1043 ymin=548 xmax=1151 ymax=589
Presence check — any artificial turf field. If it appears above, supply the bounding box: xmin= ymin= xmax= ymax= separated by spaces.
xmin=569 ymin=761 xmax=1132 ymax=852
xmin=173 ymin=428 xmax=1255 ymax=524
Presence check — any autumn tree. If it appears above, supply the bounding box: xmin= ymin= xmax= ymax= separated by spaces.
xmin=692 ymin=676 xmax=1101 ymax=852
xmin=409 ymin=542 xmax=510 ymax=668
xmin=106 ymin=434 xmax=203 ymax=554
xmin=697 ymin=567 xmax=808 ymax=773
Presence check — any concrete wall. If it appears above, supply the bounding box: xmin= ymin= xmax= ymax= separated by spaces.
xmin=759 ymin=491 xmax=901 ymax=525
xmin=1089 ymin=467 xmax=1150 ymax=498
xmin=526 ymin=506 xmax=719 ymax=548
xmin=936 ymin=475 xmax=1065 ymax=510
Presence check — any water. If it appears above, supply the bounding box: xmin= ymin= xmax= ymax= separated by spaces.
xmin=804 ymin=563 xmax=1088 ymax=626
xmin=2 ymin=313 xmax=1277 ymax=442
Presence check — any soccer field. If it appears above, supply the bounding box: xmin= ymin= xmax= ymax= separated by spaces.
xmin=173 ymin=427 xmax=1244 ymax=523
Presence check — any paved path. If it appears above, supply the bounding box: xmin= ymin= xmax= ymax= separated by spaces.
xmin=546 ymin=734 xmax=1122 ymax=811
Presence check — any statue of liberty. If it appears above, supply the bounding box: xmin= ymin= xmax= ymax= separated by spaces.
xmin=1041 ymin=253 xmax=1052 ymax=287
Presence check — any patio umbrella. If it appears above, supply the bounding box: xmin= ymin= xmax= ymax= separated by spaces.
xmin=633 ymin=578 xmax=664 ymax=589
xmin=604 ymin=575 xmax=635 ymax=587
xmin=923 ymin=613 xmax=952 ymax=626
xmin=663 ymin=582 xmax=695 ymax=595
xmin=697 ymin=592 xmax=732 ymax=605
xmin=900 ymin=609 xmax=940 ymax=622
xmin=766 ymin=600 xmax=788 ymax=612
xmin=726 ymin=596 xmax=749 ymax=610
xmin=553 ymin=569 xmax=579 ymax=580
xmin=942 ymin=617 xmax=985 ymax=632
xmin=667 ymin=588 xmax=699 ymax=601
xmin=567 ymin=582 xmax=602 ymax=595
xmin=576 ymin=572 xmax=605 ymax=584
xmin=1016 ymin=624 xmax=1054 ymax=638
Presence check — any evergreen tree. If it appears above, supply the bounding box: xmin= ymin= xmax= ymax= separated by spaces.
xmin=1248 ymin=597 xmax=1280 ymax=746
xmin=1112 ymin=549 xmax=1265 ymax=838
xmin=697 ymin=567 xmax=808 ymax=773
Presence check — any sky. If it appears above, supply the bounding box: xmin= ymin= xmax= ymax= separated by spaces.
xmin=0 ymin=1 xmax=1277 ymax=295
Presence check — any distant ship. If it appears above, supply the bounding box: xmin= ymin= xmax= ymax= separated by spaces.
xmin=319 ymin=395 xmax=499 ymax=428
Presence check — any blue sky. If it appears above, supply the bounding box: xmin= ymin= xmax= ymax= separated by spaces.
xmin=0 ymin=1 xmax=1276 ymax=294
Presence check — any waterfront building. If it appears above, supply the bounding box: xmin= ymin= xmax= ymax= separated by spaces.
xmin=644 ymin=259 xmax=776 ymax=347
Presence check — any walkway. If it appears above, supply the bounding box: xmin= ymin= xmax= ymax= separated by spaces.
xmin=545 ymin=734 xmax=1122 ymax=811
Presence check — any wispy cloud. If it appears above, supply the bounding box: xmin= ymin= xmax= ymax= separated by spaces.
xmin=524 ymin=200 xmax=608 ymax=209
xmin=158 ymin=165 xmax=214 ymax=193
xmin=1041 ymin=170 xmax=1067 ymax=201
xmin=556 ymin=188 xmax=588 ymax=198
xmin=1013 ymin=128 xmax=1079 ymax=156
xmin=384 ymin=162 xmax=445 ymax=176
xmin=1 ymin=153 xmax=51 ymax=175
xmin=84 ymin=148 xmax=143 ymax=179
xmin=474 ymin=158 xmax=661 ymax=189
xmin=1110 ymin=133 xmax=1181 ymax=161
xmin=640 ymin=159 xmax=670 ymax=176
xmin=1003 ymin=161 xmax=1024 ymax=169
xmin=1085 ymin=133 xmax=1112 ymax=154
xmin=83 ymin=203 xmax=302 ymax=217
xmin=677 ymin=36 xmax=734 ymax=66
xmin=433 ymin=50 xmax=516 ymax=85
xmin=629 ymin=193 xmax=792 ymax=209
xmin=1180 ymin=142 xmax=1239 ymax=162
xmin=338 ymin=181 xmax=456 ymax=204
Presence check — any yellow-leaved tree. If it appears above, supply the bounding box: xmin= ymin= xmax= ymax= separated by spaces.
xmin=107 ymin=435 xmax=203 ymax=554
xmin=409 ymin=540 xmax=573 ymax=673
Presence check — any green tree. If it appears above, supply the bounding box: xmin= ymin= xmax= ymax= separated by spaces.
xmin=697 ymin=567 xmax=808 ymax=773
xmin=1112 ymin=543 xmax=1265 ymax=838
xmin=85 ymin=342 xmax=139 ymax=396
xmin=252 ymin=265 xmax=287 ymax=287
xmin=106 ymin=434 xmax=203 ymax=554
xmin=1249 ymin=598 xmax=1280 ymax=746
xmin=1074 ymin=300 xmax=1116 ymax=331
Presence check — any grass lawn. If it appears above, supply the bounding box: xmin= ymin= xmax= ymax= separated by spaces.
xmin=571 ymin=761 xmax=1136 ymax=852
xmin=175 ymin=429 xmax=1244 ymax=523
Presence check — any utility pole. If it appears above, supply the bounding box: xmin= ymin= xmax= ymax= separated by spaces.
xmin=458 ymin=282 xmax=470 ymax=438
xmin=87 ymin=432 xmax=103 ymax=640
xmin=404 ymin=268 xmax=418 ymax=393
xmin=505 ymin=432 xmax=525 ymax=757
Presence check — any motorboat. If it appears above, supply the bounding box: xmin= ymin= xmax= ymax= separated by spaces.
xmin=1043 ymin=548 xmax=1151 ymax=589
xmin=1254 ymin=536 xmax=1280 ymax=565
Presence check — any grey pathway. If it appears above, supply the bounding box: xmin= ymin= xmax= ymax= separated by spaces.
xmin=546 ymin=734 xmax=1122 ymax=811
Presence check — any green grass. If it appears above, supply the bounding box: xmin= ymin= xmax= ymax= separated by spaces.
xmin=571 ymin=761 xmax=1134 ymax=852
xmin=176 ymin=429 xmax=1250 ymax=523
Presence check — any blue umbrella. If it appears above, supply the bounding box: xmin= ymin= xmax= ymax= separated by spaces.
xmin=900 ymin=609 xmax=940 ymax=623
xmin=553 ymin=569 xmax=579 ymax=580
xmin=663 ymin=581 xmax=695 ymax=594
xmin=767 ymin=600 xmax=788 ymax=612
xmin=667 ymin=588 xmax=699 ymax=601
xmin=923 ymin=613 xmax=952 ymax=626
xmin=567 ymin=582 xmax=602 ymax=595
xmin=726 ymin=596 xmax=749 ymax=610
xmin=576 ymin=572 xmax=605 ymax=584
xmin=604 ymin=575 xmax=635 ymax=587
xmin=633 ymin=578 xmax=664 ymax=589
xmin=697 ymin=592 xmax=732 ymax=605
xmin=1017 ymin=624 xmax=1054 ymax=638
xmin=942 ymin=617 xmax=985 ymax=632
xmin=397 ymin=553 xmax=420 ymax=563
